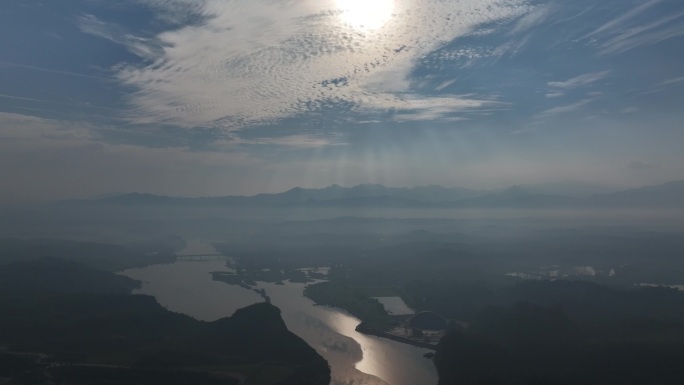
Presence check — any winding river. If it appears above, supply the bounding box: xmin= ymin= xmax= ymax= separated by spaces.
xmin=121 ymin=257 xmax=438 ymax=385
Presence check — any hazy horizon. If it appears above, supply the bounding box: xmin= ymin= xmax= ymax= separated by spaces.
xmin=44 ymin=178 xmax=684 ymax=202
xmin=2 ymin=0 xmax=684 ymax=204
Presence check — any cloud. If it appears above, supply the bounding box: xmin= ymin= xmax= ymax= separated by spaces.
xmin=584 ymin=0 xmax=663 ymax=39
xmin=424 ymin=46 xmax=500 ymax=68
xmin=79 ymin=14 xmax=162 ymax=61
xmin=548 ymin=71 xmax=610 ymax=90
xmin=356 ymin=93 xmax=505 ymax=122
xmin=534 ymin=98 xmax=595 ymax=121
xmin=658 ymin=76 xmax=684 ymax=87
xmin=582 ymin=0 xmax=684 ymax=56
xmin=434 ymin=79 xmax=457 ymax=92
xmin=509 ymin=5 xmax=552 ymax=35
xmin=105 ymin=0 xmax=533 ymax=129
xmin=222 ymin=133 xmax=348 ymax=149
xmin=599 ymin=12 xmax=684 ymax=55
xmin=0 ymin=112 xmax=92 ymax=142
xmin=0 ymin=112 xmax=266 ymax=203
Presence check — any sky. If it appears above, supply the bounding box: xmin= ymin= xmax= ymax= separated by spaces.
xmin=1 ymin=0 xmax=684 ymax=203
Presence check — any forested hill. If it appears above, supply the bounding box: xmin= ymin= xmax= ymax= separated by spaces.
xmin=0 ymin=237 xmax=182 ymax=271
xmin=0 ymin=256 xmax=140 ymax=297
xmin=433 ymin=282 xmax=684 ymax=385
xmin=0 ymin=258 xmax=330 ymax=385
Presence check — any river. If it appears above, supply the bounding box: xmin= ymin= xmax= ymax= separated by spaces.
xmin=121 ymin=258 xmax=438 ymax=385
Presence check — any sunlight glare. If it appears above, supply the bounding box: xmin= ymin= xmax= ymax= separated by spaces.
xmin=336 ymin=0 xmax=394 ymax=30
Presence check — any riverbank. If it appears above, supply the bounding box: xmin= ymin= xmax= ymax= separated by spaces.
xmin=124 ymin=260 xmax=439 ymax=385
xmin=303 ymin=281 xmax=395 ymax=330
xmin=355 ymin=323 xmax=438 ymax=351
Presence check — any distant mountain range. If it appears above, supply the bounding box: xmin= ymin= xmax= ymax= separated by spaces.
xmin=58 ymin=181 xmax=684 ymax=209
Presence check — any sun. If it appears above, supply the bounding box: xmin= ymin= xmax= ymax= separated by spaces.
xmin=336 ymin=0 xmax=394 ymax=30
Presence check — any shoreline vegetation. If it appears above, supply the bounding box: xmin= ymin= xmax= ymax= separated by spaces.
xmin=354 ymin=323 xmax=438 ymax=350
xmin=214 ymin=270 xmax=442 ymax=350
xmin=0 ymin=237 xmax=183 ymax=272
xmin=0 ymin=257 xmax=331 ymax=385
xmin=303 ymin=282 xmax=395 ymax=331
xmin=209 ymin=261 xmax=440 ymax=349
xmin=302 ymin=281 xmax=441 ymax=350
xmin=209 ymin=255 xmax=444 ymax=350
xmin=202 ymin=225 xmax=684 ymax=385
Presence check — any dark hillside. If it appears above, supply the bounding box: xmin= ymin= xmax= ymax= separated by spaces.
xmin=0 ymin=258 xmax=330 ymax=385
xmin=0 ymin=256 xmax=140 ymax=297
xmin=434 ymin=285 xmax=684 ymax=385
xmin=0 ymin=238 xmax=177 ymax=271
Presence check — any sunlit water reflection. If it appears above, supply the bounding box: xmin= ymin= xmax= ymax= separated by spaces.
xmin=120 ymin=260 xmax=437 ymax=385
